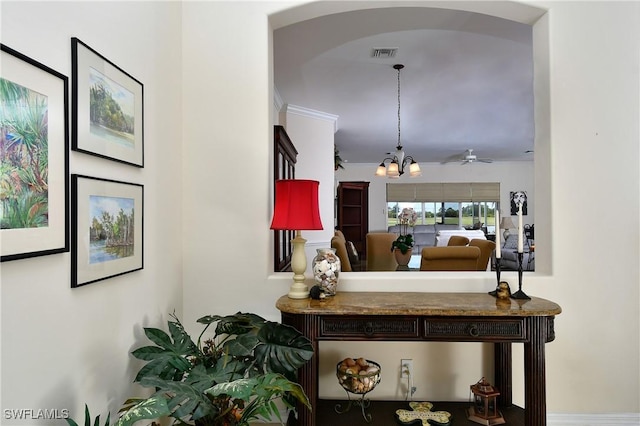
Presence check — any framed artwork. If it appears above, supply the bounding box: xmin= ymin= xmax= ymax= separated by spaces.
xmin=510 ymin=190 xmax=528 ymax=215
xmin=71 ymin=37 xmax=144 ymax=167
xmin=72 ymin=174 xmax=143 ymax=287
xmin=1 ymin=44 xmax=69 ymax=261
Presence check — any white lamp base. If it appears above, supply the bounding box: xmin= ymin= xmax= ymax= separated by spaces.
xmin=288 ymin=230 xmax=309 ymax=299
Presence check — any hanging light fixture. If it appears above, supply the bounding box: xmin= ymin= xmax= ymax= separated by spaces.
xmin=375 ymin=64 xmax=422 ymax=178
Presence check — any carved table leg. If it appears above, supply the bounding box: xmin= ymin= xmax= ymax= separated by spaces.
xmin=524 ymin=316 xmax=547 ymax=426
xmin=494 ymin=342 xmax=512 ymax=407
xmin=282 ymin=312 xmax=318 ymax=426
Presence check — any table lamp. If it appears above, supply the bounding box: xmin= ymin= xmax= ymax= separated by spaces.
xmin=270 ymin=179 xmax=323 ymax=299
xmin=499 ymin=217 xmax=515 ymax=241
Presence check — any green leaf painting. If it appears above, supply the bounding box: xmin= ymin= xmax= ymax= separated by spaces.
xmin=0 ymin=77 xmax=49 ymax=230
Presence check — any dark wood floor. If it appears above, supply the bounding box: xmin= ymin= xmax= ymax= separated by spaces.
xmin=316 ymin=399 xmax=524 ymax=425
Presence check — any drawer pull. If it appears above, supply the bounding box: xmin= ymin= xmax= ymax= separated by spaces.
xmin=363 ymin=322 xmax=374 ymax=336
xmin=468 ymin=325 xmax=480 ymax=337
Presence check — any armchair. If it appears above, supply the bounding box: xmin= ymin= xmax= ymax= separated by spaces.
xmin=468 ymin=238 xmax=496 ymax=271
xmin=366 ymin=233 xmax=398 ymax=271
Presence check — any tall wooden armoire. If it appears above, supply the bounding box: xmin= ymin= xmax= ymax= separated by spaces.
xmin=337 ymin=181 xmax=369 ymax=259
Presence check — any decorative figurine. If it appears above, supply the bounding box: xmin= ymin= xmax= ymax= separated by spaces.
xmin=496 ymin=281 xmax=511 ymax=299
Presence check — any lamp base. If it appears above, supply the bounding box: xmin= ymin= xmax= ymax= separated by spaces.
xmin=288 ymin=282 xmax=310 ymax=299
xmin=288 ymin=230 xmax=309 ymax=299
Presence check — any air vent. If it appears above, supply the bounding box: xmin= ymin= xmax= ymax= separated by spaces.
xmin=371 ymin=48 xmax=398 ymax=58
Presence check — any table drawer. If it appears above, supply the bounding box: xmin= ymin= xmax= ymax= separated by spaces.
xmin=424 ymin=318 xmax=526 ymax=341
xmin=320 ymin=316 xmax=419 ymax=339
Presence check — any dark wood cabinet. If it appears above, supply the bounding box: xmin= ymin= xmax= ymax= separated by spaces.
xmin=273 ymin=125 xmax=298 ymax=272
xmin=337 ymin=181 xmax=369 ymax=258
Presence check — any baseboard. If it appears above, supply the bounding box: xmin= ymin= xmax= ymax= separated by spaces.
xmin=548 ymin=413 xmax=640 ymax=425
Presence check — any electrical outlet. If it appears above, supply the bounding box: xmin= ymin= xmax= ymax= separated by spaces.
xmin=401 ymin=359 xmax=413 ymax=378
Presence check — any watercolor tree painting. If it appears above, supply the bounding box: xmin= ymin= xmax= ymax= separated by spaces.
xmin=89 ymin=68 xmax=135 ymax=148
xmin=89 ymin=195 xmax=135 ymax=264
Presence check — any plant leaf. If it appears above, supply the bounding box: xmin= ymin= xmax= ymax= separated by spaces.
xmin=253 ymin=322 xmax=313 ymax=376
xmin=207 ymin=378 xmax=259 ymax=400
xmin=113 ymin=396 xmax=169 ymax=426
xmin=224 ymin=333 xmax=259 ymax=357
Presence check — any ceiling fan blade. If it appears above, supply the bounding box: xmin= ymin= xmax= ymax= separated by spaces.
xmin=478 ymin=159 xmax=493 ymax=163
xmin=441 ymin=153 xmax=465 ymax=164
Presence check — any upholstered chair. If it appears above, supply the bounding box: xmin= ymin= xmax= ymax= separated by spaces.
xmin=366 ymin=233 xmax=399 ymax=271
xmin=447 ymin=235 xmax=470 ymax=246
xmin=468 ymin=238 xmax=496 ymax=271
xmin=331 ymin=235 xmax=352 ymax=272
xmin=419 ymin=246 xmax=481 ymax=271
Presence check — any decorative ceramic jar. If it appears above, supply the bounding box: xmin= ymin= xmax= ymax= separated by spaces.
xmin=394 ymin=248 xmax=413 ymax=267
xmin=312 ymin=248 xmax=340 ymax=295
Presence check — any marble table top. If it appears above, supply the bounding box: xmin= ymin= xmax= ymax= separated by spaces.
xmin=276 ymin=292 xmax=562 ymax=317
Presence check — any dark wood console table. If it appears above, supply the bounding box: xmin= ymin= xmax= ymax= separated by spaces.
xmin=277 ymin=292 xmax=561 ymax=426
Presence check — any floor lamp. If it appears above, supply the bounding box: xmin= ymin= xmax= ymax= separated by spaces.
xmin=270 ymin=179 xmax=323 ymax=299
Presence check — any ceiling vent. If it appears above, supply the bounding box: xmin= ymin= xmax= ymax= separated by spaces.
xmin=371 ymin=48 xmax=398 ymax=58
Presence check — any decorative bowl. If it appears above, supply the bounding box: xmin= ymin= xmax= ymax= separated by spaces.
xmin=336 ymin=358 xmax=381 ymax=394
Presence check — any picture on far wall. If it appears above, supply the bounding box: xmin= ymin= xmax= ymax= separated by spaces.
xmin=510 ymin=190 xmax=528 ymax=215
xmin=71 ymin=37 xmax=144 ymax=167
xmin=72 ymin=174 xmax=143 ymax=287
xmin=0 ymin=44 xmax=69 ymax=262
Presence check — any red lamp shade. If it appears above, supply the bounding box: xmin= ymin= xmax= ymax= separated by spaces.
xmin=270 ymin=180 xmax=323 ymax=231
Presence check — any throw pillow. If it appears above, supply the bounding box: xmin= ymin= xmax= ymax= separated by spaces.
xmin=346 ymin=241 xmax=359 ymax=263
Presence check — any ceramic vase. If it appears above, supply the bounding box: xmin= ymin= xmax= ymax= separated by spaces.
xmin=312 ymin=248 xmax=340 ymax=296
xmin=394 ymin=248 xmax=413 ymax=267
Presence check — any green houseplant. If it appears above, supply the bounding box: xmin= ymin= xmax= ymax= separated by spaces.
xmin=390 ymin=207 xmax=418 ymax=254
xmin=93 ymin=312 xmax=313 ymax=426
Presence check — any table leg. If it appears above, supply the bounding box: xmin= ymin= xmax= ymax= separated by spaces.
xmin=494 ymin=342 xmax=512 ymax=407
xmin=524 ymin=316 xmax=547 ymax=426
xmin=282 ymin=313 xmax=318 ymax=426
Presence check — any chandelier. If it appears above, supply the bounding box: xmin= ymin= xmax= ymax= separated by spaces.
xmin=375 ymin=64 xmax=422 ymax=178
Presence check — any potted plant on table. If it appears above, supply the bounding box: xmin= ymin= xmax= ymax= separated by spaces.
xmin=85 ymin=312 xmax=313 ymax=426
xmin=391 ymin=207 xmax=418 ymax=266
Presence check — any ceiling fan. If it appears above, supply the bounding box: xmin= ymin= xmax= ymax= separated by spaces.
xmin=441 ymin=149 xmax=493 ymax=165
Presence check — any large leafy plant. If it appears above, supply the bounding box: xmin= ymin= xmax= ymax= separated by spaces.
xmin=113 ymin=312 xmax=313 ymax=426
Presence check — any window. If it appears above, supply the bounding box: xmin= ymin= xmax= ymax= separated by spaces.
xmin=386 ymin=183 xmax=499 ymax=232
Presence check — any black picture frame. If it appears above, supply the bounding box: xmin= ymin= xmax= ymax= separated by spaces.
xmin=72 ymin=174 xmax=144 ymax=287
xmin=510 ymin=191 xmax=528 ymax=215
xmin=1 ymin=44 xmax=69 ymax=261
xmin=71 ymin=37 xmax=144 ymax=167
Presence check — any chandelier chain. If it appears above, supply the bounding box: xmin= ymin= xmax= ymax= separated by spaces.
xmin=397 ymin=65 xmax=401 ymax=148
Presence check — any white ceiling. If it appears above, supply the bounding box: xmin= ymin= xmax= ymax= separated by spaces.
xmin=274 ymin=7 xmax=535 ymax=165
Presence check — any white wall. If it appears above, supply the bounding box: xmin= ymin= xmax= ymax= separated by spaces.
xmin=279 ymin=106 xmax=337 ymax=269
xmin=185 ymin=2 xmax=640 ymax=413
xmin=0 ymin=2 xmax=184 ymax=423
xmin=1 ymin=0 xmax=638 ymax=423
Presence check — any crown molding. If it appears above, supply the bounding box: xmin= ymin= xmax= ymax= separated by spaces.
xmin=283 ymin=104 xmax=339 ymax=133
xmin=274 ymin=86 xmax=285 ymax=112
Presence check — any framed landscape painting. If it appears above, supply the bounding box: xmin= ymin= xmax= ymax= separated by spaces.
xmin=1 ymin=44 xmax=69 ymax=262
xmin=72 ymin=174 xmax=143 ymax=287
xmin=71 ymin=37 xmax=144 ymax=167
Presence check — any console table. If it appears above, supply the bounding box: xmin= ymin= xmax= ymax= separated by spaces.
xmin=276 ymin=292 xmax=561 ymax=426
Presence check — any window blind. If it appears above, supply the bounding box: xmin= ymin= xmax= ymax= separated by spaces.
xmin=386 ymin=183 xmax=416 ymax=201
xmin=387 ymin=182 xmax=499 ymax=202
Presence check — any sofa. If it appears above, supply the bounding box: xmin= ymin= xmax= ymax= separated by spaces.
xmin=498 ymin=234 xmax=535 ymax=271
xmin=388 ymin=224 xmax=487 ymax=255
